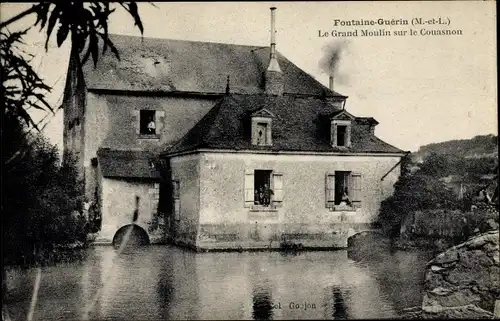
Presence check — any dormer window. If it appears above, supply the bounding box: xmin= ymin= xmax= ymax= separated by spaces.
xmin=331 ymin=120 xmax=351 ymax=148
xmin=329 ymin=110 xmax=355 ymax=148
xmin=251 ymin=108 xmax=275 ymax=146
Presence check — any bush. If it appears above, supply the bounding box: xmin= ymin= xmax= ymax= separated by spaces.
xmin=2 ymin=115 xmax=87 ymax=267
xmin=378 ymin=152 xmax=471 ymax=237
xmin=379 ymin=172 xmax=460 ymax=237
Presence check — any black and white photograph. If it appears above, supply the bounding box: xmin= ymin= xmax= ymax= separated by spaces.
xmin=1 ymin=1 xmax=498 ymax=320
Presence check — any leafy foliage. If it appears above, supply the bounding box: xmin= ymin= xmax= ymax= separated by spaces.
xmin=379 ymin=170 xmax=460 ymax=237
xmin=1 ymin=2 xmax=147 ymax=267
xmin=1 ymin=30 xmax=53 ymax=129
xmin=1 ymin=2 xmax=145 ymax=129
xmin=33 ymin=2 xmax=144 ymax=67
xmin=2 ymin=115 xmax=86 ymax=266
xmin=378 ymin=146 xmax=498 ymax=238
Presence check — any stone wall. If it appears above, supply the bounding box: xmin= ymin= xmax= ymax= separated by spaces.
xmin=421 ymin=230 xmax=499 ymax=318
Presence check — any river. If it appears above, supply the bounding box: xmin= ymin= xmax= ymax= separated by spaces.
xmin=4 ymin=242 xmax=433 ymax=320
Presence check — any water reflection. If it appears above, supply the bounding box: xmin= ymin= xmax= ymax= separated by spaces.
xmin=4 ymin=243 xmax=433 ymax=320
xmin=252 ymin=285 xmax=274 ymax=320
xmin=323 ymin=286 xmax=350 ymax=320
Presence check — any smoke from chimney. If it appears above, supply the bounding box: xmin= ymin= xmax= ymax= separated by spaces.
xmin=318 ymin=40 xmax=350 ymax=91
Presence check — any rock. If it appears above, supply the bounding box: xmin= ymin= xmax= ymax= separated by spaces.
xmin=467 ymin=236 xmax=488 ymax=249
xmin=431 ymin=305 xmax=493 ymax=319
xmin=487 ymin=218 xmax=499 ymax=230
xmin=434 ymin=250 xmax=458 ymax=264
xmin=423 ymin=230 xmax=499 ymax=313
xmin=430 ymin=286 xmax=452 ymax=296
xmin=494 ymin=300 xmax=500 ymax=318
xmin=430 ymin=265 xmax=445 ymax=272
xmin=433 ymin=289 xmax=480 ymax=307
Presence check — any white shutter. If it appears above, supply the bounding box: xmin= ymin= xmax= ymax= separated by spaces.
xmin=325 ymin=172 xmax=335 ymax=207
xmin=351 ymin=172 xmax=362 ymax=208
xmin=244 ymin=170 xmax=254 ymax=207
xmin=272 ymin=172 xmax=283 ymax=207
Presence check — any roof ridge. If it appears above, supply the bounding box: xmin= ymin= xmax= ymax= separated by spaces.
xmin=108 ymin=33 xmax=267 ymax=49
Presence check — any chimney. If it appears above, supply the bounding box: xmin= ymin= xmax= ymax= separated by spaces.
xmin=329 ymin=75 xmax=334 ymax=91
xmin=265 ymin=7 xmax=284 ymax=96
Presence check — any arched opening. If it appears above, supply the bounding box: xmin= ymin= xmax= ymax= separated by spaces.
xmin=347 ymin=230 xmax=384 ymax=248
xmin=112 ymin=224 xmax=150 ymax=248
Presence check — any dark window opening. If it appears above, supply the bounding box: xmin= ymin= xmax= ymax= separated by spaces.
xmin=335 ymin=171 xmax=351 ymax=205
xmin=256 ymin=122 xmax=268 ymax=145
xmin=140 ymin=110 xmax=156 ymax=135
xmin=337 ymin=125 xmax=347 ymax=146
xmin=254 ymin=170 xmax=273 ymax=206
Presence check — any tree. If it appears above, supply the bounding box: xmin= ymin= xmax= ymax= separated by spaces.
xmin=1 ymin=2 xmax=147 ymax=267
xmin=378 ymin=156 xmax=460 ymax=237
xmin=2 ymin=114 xmax=85 ymax=266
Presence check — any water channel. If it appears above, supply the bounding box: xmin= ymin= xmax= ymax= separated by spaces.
xmin=4 ymin=242 xmax=434 ymax=320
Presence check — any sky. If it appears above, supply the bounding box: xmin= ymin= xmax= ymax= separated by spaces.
xmin=1 ymin=1 xmax=497 ymax=152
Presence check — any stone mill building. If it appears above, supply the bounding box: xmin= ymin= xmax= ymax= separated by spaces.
xmin=62 ymin=7 xmax=406 ymax=250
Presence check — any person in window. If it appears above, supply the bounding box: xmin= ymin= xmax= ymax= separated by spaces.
xmin=147 ymin=117 xmax=156 ymax=134
xmin=257 ymin=186 xmax=265 ymax=205
xmin=262 ymin=184 xmax=274 ymax=206
xmin=339 ymin=189 xmax=351 ymax=207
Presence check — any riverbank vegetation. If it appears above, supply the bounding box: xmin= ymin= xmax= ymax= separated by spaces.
xmin=3 ymin=114 xmax=87 ymax=267
xmin=377 ymin=141 xmax=498 ymax=253
xmin=2 ymin=3 xmax=145 ymax=268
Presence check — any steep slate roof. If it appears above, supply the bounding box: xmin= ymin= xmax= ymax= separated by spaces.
xmin=165 ymin=94 xmax=404 ymax=155
xmin=97 ymin=149 xmax=161 ymax=180
xmin=81 ymin=34 xmax=344 ymax=97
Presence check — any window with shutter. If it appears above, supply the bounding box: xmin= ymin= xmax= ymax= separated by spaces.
xmin=328 ymin=171 xmax=360 ymax=211
xmin=245 ymin=169 xmax=282 ymax=210
xmin=272 ymin=172 xmax=283 ymax=207
xmin=244 ymin=170 xmax=254 ymax=207
xmin=351 ymin=172 xmax=362 ymax=208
